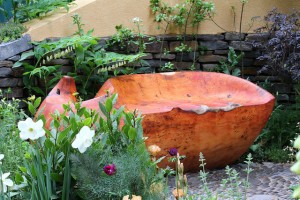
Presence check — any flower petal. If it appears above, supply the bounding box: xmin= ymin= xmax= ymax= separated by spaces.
xmin=3 ymin=178 xmax=13 ymax=187
xmin=35 ymin=119 xmax=44 ymax=129
xmin=2 ymin=172 xmax=10 ymax=180
xmin=71 ymin=136 xmax=82 ymax=148
xmin=0 ymin=154 xmax=4 ymax=161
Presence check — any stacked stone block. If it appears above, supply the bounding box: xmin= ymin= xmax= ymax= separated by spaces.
xmin=0 ymin=32 xmax=296 ymax=103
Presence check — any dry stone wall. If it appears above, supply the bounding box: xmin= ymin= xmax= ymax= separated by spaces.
xmin=0 ymin=32 xmax=297 ymax=103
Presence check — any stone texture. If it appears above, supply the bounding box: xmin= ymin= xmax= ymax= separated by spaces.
xmin=170 ymin=41 xmax=198 ymax=52
xmin=242 ymin=67 xmax=259 ymax=75
xmin=0 ymin=34 xmax=33 ymax=60
xmin=247 ymin=195 xmax=278 ymax=200
xmin=0 ymin=68 xmax=13 ymax=77
xmin=246 ymin=33 xmax=270 ymax=42
xmin=4 ymin=87 xmax=24 ymax=98
xmin=244 ymin=51 xmax=261 ymax=58
xmin=202 ymin=64 xmax=218 ymax=71
xmin=141 ymin=53 xmax=153 ymax=60
xmin=12 ymin=67 xmax=24 ymax=77
xmin=7 ymin=55 xmax=21 ymax=62
xmin=145 ymin=41 xmax=168 ymax=53
xmin=225 ymin=32 xmax=246 ymax=41
xmin=0 ymin=61 xmax=13 ymax=67
xmin=270 ymin=83 xmax=292 ymax=94
xmin=198 ymin=55 xmax=226 ymax=63
xmin=230 ymin=41 xmax=253 ymax=51
xmin=197 ymin=34 xmax=224 ymax=41
xmin=200 ymin=41 xmax=228 ymax=50
xmin=158 ymin=34 xmax=194 ymax=41
xmin=214 ymin=50 xmax=228 ymax=55
xmin=174 ymin=62 xmax=200 ymax=70
xmin=237 ymin=58 xmax=255 ymax=67
xmin=178 ymin=52 xmax=199 ymax=62
xmin=0 ymin=78 xmax=19 ymax=87
xmin=154 ymin=53 xmax=176 ymax=60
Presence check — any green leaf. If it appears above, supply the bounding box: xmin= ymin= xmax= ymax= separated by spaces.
xmin=51 ymin=173 xmax=62 ymax=182
xmin=57 ymin=127 xmax=70 ymax=144
xmin=128 ymin=127 xmax=137 ymax=140
xmin=44 ymin=138 xmax=54 ymax=149
xmin=105 ymin=98 xmax=113 ymax=113
xmin=19 ymin=166 xmax=27 ymax=173
xmin=15 ymin=172 xmax=24 ymax=184
xmin=34 ymin=97 xmax=42 ymax=108
xmin=99 ymin=102 xmax=108 ymax=116
xmin=19 ymin=51 xmax=35 ymax=61
xmin=28 ymin=103 xmax=35 ymax=115
xmin=83 ymin=117 xmax=92 ymax=126
xmin=13 ymin=61 xmax=23 ymax=68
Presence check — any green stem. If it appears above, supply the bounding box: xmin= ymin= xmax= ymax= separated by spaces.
xmin=159 ymin=22 xmax=170 ymax=69
xmin=180 ymin=3 xmax=195 ymax=62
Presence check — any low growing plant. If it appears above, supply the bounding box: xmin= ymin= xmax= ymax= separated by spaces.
xmin=0 ymin=21 xmax=26 ymax=43
xmin=215 ymin=47 xmax=244 ymax=77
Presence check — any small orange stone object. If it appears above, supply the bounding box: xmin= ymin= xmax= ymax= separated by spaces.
xmin=37 ymin=72 xmax=275 ymax=171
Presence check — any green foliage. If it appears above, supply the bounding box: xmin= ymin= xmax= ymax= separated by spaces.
xmin=0 ymin=0 xmax=72 ymax=23
xmin=71 ymin=94 xmax=166 ymax=199
xmin=150 ymin=0 xmax=214 ymax=65
xmin=0 ymin=93 xmax=28 ymax=182
xmin=107 ymin=24 xmax=135 ymax=53
xmin=13 ymin=14 xmax=144 ymax=98
xmin=250 ymin=102 xmax=300 ymax=162
xmin=215 ymin=47 xmax=244 ymax=77
xmin=0 ymin=21 xmax=26 ymax=43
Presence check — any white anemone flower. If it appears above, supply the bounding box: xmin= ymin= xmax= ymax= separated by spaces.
xmin=71 ymin=126 xmax=95 ymax=153
xmin=0 ymin=154 xmax=4 ymax=165
xmin=0 ymin=172 xmax=13 ymax=193
xmin=18 ymin=118 xmax=45 ymax=140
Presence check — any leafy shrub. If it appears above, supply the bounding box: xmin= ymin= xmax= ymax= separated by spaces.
xmin=71 ymin=94 xmax=166 ymax=199
xmin=255 ymin=8 xmax=300 ymax=82
xmin=250 ymin=102 xmax=300 ymax=162
xmin=13 ymin=14 xmax=143 ymax=98
xmin=215 ymin=47 xmax=244 ymax=76
xmin=0 ymin=92 xmax=28 ymax=179
xmin=0 ymin=21 xmax=26 ymax=43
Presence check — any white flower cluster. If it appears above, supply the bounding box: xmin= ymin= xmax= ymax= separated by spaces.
xmin=132 ymin=17 xmax=142 ymax=23
xmin=18 ymin=118 xmax=94 ymax=153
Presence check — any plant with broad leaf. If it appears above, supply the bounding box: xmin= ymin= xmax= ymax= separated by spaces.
xmin=216 ymin=47 xmax=244 ymax=77
xmin=13 ymin=13 xmax=144 ymax=98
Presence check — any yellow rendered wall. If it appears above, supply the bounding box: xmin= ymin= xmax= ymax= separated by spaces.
xmin=24 ymin=0 xmax=298 ymax=41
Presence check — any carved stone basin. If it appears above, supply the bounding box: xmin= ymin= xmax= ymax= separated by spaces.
xmin=38 ymin=72 xmax=275 ymax=171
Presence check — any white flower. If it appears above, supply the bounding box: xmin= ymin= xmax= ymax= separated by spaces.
xmin=0 ymin=172 xmax=13 ymax=193
xmin=18 ymin=118 xmax=45 ymax=140
xmin=132 ymin=17 xmax=142 ymax=23
xmin=71 ymin=126 xmax=95 ymax=153
xmin=0 ymin=154 xmax=4 ymax=165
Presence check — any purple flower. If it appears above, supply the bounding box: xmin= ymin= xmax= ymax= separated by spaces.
xmin=103 ymin=164 xmax=116 ymax=176
xmin=168 ymin=148 xmax=178 ymax=156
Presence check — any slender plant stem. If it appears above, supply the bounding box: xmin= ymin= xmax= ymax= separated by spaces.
xmin=159 ymin=22 xmax=170 ymax=68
